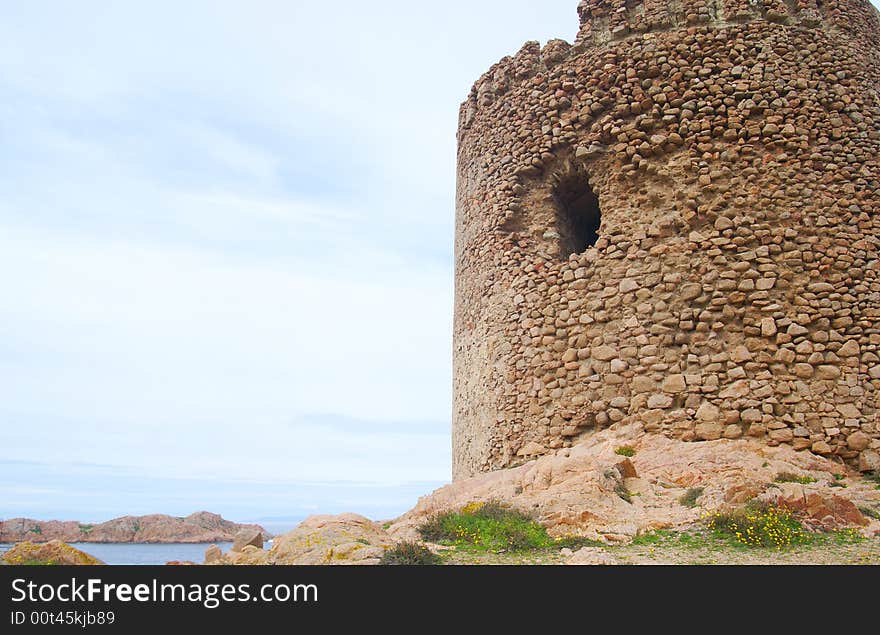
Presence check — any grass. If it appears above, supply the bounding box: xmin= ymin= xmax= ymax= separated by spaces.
xmin=864 ymin=472 xmax=880 ymax=489
xmin=379 ymin=542 xmax=441 ymax=566
xmin=630 ymin=529 xmax=679 ymax=546
xmin=615 ymin=446 xmax=636 ymax=457
xmin=679 ymin=487 xmax=704 ymax=508
xmin=29 ymin=525 xmax=42 ymax=535
xmin=418 ymin=501 xmax=599 ymax=553
xmin=808 ymin=528 xmax=866 ymax=546
xmin=774 ymin=472 xmax=817 ymax=485
xmin=78 ymin=524 xmax=93 ymax=533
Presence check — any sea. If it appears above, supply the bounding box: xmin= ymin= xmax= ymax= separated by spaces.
xmin=0 ymin=542 xmax=240 ymax=565
xmin=0 ymin=521 xmax=298 ymax=565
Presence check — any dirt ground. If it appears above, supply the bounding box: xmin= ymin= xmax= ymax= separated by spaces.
xmin=438 ymin=531 xmax=880 ymax=565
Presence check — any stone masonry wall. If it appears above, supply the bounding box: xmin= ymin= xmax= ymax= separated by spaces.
xmin=453 ymin=0 xmax=880 ymax=480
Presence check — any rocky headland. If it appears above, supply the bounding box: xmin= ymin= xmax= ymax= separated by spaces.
xmin=0 ymin=511 xmax=268 ymax=545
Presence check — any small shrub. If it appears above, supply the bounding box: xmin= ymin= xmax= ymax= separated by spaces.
xmin=679 ymin=487 xmax=705 ymax=508
xmin=859 ymin=506 xmax=880 ymax=521
xmin=380 ymin=542 xmax=441 ymax=566
xmin=833 ymin=473 xmax=845 ymax=481
xmin=78 ymin=524 xmax=93 ymax=533
xmin=555 ymin=536 xmax=604 ymax=550
xmin=864 ymin=472 xmax=880 ymax=489
xmin=615 ymin=446 xmax=636 ymax=457
xmin=418 ymin=501 xmax=553 ymax=552
xmin=614 ymin=481 xmax=633 ymax=503
xmin=774 ymin=472 xmax=817 ymax=485
xmin=706 ymin=503 xmax=807 ymax=549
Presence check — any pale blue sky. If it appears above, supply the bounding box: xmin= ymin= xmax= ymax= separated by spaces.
xmin=0 ymin=1 xmax=581 ymax=523
xmin=2 ymin=1 xmax=878 ymax=525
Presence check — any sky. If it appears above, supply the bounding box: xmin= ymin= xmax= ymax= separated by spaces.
xmin=2 ymin=1 xmax=878 ymax=527
xmin=0 ymin=0 xmax=581 ymax=525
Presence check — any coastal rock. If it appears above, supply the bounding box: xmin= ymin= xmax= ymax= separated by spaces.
xmin=2 ymin=541 xmax=103 ymax=566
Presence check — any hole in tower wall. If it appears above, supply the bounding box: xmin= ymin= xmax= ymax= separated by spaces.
xmin=553 ymin=173 xmax=601 ymax=260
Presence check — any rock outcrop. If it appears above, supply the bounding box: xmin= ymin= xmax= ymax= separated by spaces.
xmin=0 ymin=512 xmax=268 ymax=544
xmin=2 ymin=540 xmax=103 ymax=565
xmin=390 ymin=423 xmax=880 ymax=543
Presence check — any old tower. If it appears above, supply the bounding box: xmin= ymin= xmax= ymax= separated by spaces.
xmin=453 ymin=0 xmax=880 ymax=480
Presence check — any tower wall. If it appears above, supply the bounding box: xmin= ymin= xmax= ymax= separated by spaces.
xmin=453 ymin=0 xmax=880 ymax=479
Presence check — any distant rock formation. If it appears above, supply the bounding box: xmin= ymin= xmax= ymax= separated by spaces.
xmin=0 ymin=511 xmax=269 ymax=544
xmin=2 ymin=540 xmax=103 ymax=565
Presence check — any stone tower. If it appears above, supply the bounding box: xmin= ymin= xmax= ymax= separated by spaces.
xmin=453 ymin=0 xmax=880 ymax=480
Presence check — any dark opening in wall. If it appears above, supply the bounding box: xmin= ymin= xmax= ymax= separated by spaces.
xmin=554 ymin=173 xmax=601 ymax=259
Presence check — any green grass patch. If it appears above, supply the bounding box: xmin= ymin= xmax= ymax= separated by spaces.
xmin=833 ymin=473 xmax=846 ymax=481
xmin=774 ymin=472 xmax=817 ymax=485
xmin=808 ymin=528 xmax=866 ymax=546
xmin=615 ymin=446 xmax=636 ymax=457
xmin=78 ymin=524 xmax=93 ymax=533
xmin=679 ymin=487 xmax=704 ymax=508
xmin=379 ymin=542 xmax=441 ymax=565
xmin=630 ymin=529 xmax=678 ymax=546
xmin=418 ymin=501 xmax=580 ymax=553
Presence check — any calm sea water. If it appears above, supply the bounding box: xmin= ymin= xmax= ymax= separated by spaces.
xmin=0 ymin=542 xmax=236 ymax=565
xmin=0 ymin=521 xmax=302 ymax=565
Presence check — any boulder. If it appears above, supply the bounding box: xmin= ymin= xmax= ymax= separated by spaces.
xmin=762 ymin=484 xmax=869 ymax=530
xmin=265 ymin=514 xmax=391 ymax=565
xmin=2 ymin=541 xmax=103 ymax=565
xmin=232 ymin=527 xmax=263 ymax=552
xmin=204 ymin=544 xmax=223 ymax=564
